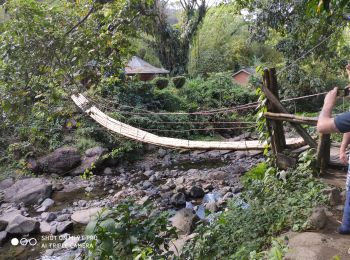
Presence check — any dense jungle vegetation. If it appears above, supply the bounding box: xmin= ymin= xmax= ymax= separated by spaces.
xmin=0 ymin=0 xmax=350 ymax=259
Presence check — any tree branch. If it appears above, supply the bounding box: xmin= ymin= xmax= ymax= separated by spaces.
xmin=66 ymin=6 xmax=95 ymax=36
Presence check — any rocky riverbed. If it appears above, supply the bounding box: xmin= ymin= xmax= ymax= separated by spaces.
xmin=0 ymin=145 xmax=264 ymax=259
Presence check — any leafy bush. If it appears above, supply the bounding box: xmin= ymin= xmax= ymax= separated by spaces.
xmin=152 ymin=77 xmax=169 ymax=89
xmin=172 ymin=76 xmax=186 ymax=89
xmin=85 ymin=201 xmax=177 ymax=259
xmin=182 ymin=154 xmax=327 ymax=259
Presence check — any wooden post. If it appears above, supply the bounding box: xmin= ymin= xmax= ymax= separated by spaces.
xmin=317 ymin=133 xmax=331 ymax=175
xmin=268 ymin=68 xmax=286 ymax=150
xmin=263 ymin=68 xmax=277 ymax=156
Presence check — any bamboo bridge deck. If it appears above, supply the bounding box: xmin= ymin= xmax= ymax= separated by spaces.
xmin=71 ymin=93 xmax=306 ymax=151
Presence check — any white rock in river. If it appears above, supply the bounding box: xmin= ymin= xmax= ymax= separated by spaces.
xmin=71 ymin=207 xmax=102 ymax=224
xmin=6 ymin=215 xmax=40 ymax=235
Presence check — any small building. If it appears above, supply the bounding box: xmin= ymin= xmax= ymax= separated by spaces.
xmin=125 ymin=56 xmax=169 ymax=81
xmin=232 ymin=67 xmax=256 ymax=86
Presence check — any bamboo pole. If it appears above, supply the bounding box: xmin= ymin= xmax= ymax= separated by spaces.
xmin=264 ymin=112 xmax=318 ymax=125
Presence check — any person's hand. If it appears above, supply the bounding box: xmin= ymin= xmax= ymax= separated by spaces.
xmin=323 ymin=87 xmax=338 ymax=109
xmin=340 ymin=148 xmax=348 ymax=165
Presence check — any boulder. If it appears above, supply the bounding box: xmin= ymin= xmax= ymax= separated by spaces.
xmin=0 ymin=209 xmax=22 ymax=222
xmin=323 ymin=188 xmax=342 ymax=206
xmin=71 ymin=207 xmax=102 ymax=225
xmin=41 ymin=212 xmax=57 ymax=222
xmin=57 ymin=221 xmax=73 ymax=233
xmin=35 ymin=147 xmax=81 ymax=174
xmin=0 ymin=178 xmax=14 ymax=190
xmin=307 ymin=207 xmax=327 ymax=230
xmin=207 ymin=171 xmax=228 ymax=181
xmin=189 ymin=186 xmax=204 ymax=198
xmin=40 ymin=222 xmax=51 ymax=233
xmin=56 ymin=214 xmax=71 ymax=222
xmin=0 ymin=231 xmax=7 ymax=245
xmin=205 ymin=202 xmax=218 ymax=213
xmin=171 ymin=208 xmax=199 ymax=235
xmin=36 ymin=198 xmax=55 ymax=212
xmin=71 ymin=146 xmax=108 ymax=176
xmin=6 ymin=215 xmax=39 ymax=235
xmin=3 ymin=178 xmax=52 ymax=205
xmin=85 ymin=146 xmax=108 ymax=158
xmin=171 ymin=193 xmax=186 ymax=207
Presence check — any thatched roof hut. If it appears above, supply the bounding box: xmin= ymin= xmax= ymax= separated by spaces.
xmin=125 ymin=56 xmax=169 ymax=81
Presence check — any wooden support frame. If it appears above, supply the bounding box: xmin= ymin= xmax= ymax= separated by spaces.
xmin=261 ymin=70 xmax=317 ymax=149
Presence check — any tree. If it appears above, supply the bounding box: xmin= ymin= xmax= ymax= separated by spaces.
xmin=0 ymin=0 xmax=149 ymax=151
xmin=232 ymin=0 xmax=350 ymax=100
xmin=145 ymin=0 xmax=208 ymax=74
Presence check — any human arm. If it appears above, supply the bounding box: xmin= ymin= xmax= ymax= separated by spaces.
xmin=317 ymin=87 xmax=339 ymax=134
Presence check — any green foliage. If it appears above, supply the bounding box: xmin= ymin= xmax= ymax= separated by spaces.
xmin=85 ymin=201 xmax=177 ymax=260
xmin=172 ymin=76 xmax=186 ymax=89
xmin=182 ymin=154 xmax=327 ymax=259
xmin=188 ymin=4 xmax=283 ymax=76
xmin=181 ymin=72 xmax=256 ymax=109
xmin=152 ymin=76 xmax=169 ymax=89
xmin=0 ymin=0 xmax=147 ymax=159
xmin=241 ymin=162 xmax=268 ymax=183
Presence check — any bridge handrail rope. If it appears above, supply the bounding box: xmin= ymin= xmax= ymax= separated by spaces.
xmin=71 ymin=93 xmax=306 ymax=150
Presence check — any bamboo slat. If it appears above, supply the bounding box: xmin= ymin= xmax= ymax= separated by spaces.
xmin=71 ymin=94 xmax=304 ymax=151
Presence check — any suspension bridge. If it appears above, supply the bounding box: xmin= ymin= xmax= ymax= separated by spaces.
xmin=71 ymin=67 xmax=350 ymax=173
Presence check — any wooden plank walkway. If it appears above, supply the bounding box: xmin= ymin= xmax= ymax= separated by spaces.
xmin=71 ymin=93 xmax=306 ymax=151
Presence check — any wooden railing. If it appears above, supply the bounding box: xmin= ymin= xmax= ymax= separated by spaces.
xmin=261 ymin=68 xmax=330 ymax=173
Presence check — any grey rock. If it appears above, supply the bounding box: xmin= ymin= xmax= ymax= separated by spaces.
xmin=307 ymin=207 xmax=327 ymax=230
xmin=189 ymin=186 xmax=204 ymax=198
xmin=36 ymin=198 xmax=55 ymax=212
xmin=103 ymin=167 xmax=113 ymax=175
xmin=52 ymin=182 xmax=64 ymax=191
xmin=85 ymin=146 xmax=108 ymax=157
xmin=50 ymin=225 xmax=57 ymax=235
xmin=171 ymin=192 xmax=186 ymax=207
xmin=36 ymin=147 xmax=81 ymax=174
xmin=203 ymin=183 xmax=214 ymax=191
xmin=78 ymin=200 xmax=87 ymax=207
xmin=3 ymin=178 xmax=52 ymax=205
xmin=0 ymin=178 xmax=14 ymax=190
xmin=165 ymin=179 xmax=176 ymax=189
xmin=41 ymin=198 xmax=55 ymax=207
xmin=41 ymin=212 xmax=57 ymax=222
xmin=158 ymin=148 xmax=167 ymax=158
xmin=71 ymin=207 xmax=102 ymax=224
xmin=207 ymin=171 xmax=228 ymax=181
xmin=85 ymin=187 xmax=93 ymax=192
xmin=323 ymin=188 xmax=342 ymax=206
xmin=0 ymin=220 xmax=7 ymax=231
xmin=56 ymin=214 xmax=70 ymax=222
xmin=142 ymin=181 xmax=152 ymax=189
xmin=0 ymin=231 xmax=7 ymax=245
xmin=56 ymin=221 xmax=73 ymax=233
xmin=0 ymin=209 xmax=22 ymax=223
xmin=6 ymin=215 xmax=39 ymax=235
xmin=205 ymin=202 xmax=218 ymax=213
xmin=143 ymin=170 xmax=154 ymax=178
xmin=40 ymin=222 xmax=51 ymax=233
xmin=171 ymin=208 xmax=199 ymax=235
